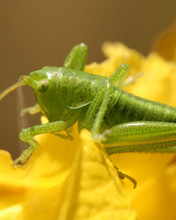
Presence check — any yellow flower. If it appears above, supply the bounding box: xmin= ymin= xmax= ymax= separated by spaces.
xmin=0 ymin=42 xmax=176 ymax=219
xmin=85 ymin=42 xmax=176 ymax=219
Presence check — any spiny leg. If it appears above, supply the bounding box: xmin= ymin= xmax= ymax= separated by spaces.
xmin=80 ymin=81 xmax=112 ymax=140
xmin=109 ymin=63 xmax=142 ymax=88
xmin=14 ymin=116 xmax=77 ymax=165
xmin=91 ymin=88 xmax=110 ymax=141
xmin=79 ymin=86 xmax=106 ymax=130
xmin=91 ymin=82 xmax=114 ymax=141
xmin=103 ymin=121 xmax=176 ymax=155
xmin=63 ymin=43 xmax=88 ymax=71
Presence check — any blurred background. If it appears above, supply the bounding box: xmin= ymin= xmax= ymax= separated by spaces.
xmin=0 ymin=0 xmax=176 ymax=158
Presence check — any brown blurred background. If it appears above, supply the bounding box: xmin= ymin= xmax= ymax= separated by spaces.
xmin=0 ymin=0 xmax=176 ymax=158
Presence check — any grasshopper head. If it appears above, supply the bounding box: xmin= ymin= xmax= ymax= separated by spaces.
xmin=25 ymin=66 xmax=64 ymax=121
xmin=0 ymin=66 xmax=64 ymax=121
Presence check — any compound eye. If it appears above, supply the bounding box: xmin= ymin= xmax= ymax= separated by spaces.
xmin=37 ymin=79 xmax=49 ymax=94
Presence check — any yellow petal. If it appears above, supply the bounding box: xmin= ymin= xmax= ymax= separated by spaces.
xmin=85 ymin=42 xmax=144 ymax=79
xmin=131 ymin=161 xmax=176 ymax=220
xmin=58 ymin=130 xmax=137 ymax=220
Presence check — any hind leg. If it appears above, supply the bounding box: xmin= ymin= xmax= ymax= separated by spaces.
xmin=103 ymin=121 xmax=176 ymax=155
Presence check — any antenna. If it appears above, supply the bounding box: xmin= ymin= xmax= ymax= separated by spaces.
xmin=0 ymin=80 xmax=24 ymax=101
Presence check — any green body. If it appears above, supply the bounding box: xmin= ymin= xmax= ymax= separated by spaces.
xmin=32 ymin=67 xmax=107 ymax=122
xmin=32 ymin=66 xmax=176 ymax=131
xmin=1 ymin=43 xmax=176 ymax=166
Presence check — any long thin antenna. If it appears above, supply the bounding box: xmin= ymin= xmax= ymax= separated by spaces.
xmin=16 ymin=84 xmax=29 ymax=151
xmin=0 ymin=80 xmax=24 ymax=101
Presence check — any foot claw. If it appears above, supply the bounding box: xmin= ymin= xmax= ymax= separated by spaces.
xmin=115 ymin=166 xmax=137 ymax=188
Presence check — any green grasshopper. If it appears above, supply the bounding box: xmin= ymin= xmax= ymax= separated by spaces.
xmin=1 ymin=43 xmax=176 ymax=185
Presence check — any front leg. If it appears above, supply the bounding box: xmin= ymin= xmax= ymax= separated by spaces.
xmin=14 ymin=119 xmax=76 ymax=165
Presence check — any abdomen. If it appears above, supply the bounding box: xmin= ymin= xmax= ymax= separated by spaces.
xmin=105 ymin=89 xmax=176 ymax=126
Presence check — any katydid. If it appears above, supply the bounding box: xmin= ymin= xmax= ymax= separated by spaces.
xmin=1 ymin=43 xmax=176 ymax=187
